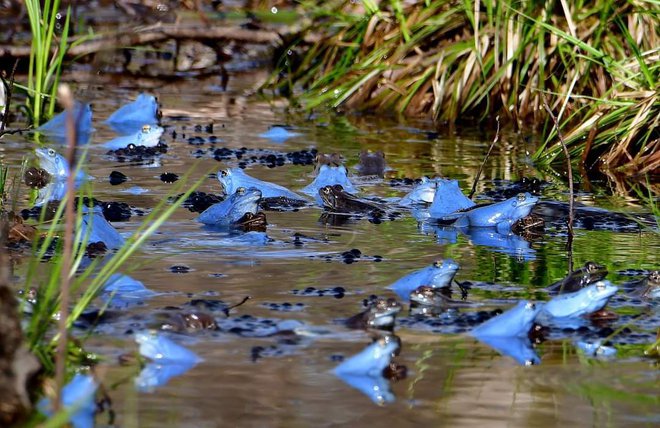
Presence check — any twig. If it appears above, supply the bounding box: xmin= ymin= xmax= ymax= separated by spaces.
xmin=0 ymin=25 xmax=283 ymax=58
xmin=541 ymin=95 xmax=574 ymax=268
xmin=469 ymin=115 xmax=499 ymax=199
xmin=222 ymin=296 xmax=251 ymax=317
xmin=54 ymin=84 xmax=77 ymax=411
xmin=0 ymin=59 xmax=18 ymax=135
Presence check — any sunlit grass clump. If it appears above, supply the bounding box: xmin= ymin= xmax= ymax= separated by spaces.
xmin=266 ymin=0 xmax=659 ymax=173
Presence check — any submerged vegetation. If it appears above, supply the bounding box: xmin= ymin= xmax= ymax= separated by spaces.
xmin=266 ymin=0 xmax=659 ymax=174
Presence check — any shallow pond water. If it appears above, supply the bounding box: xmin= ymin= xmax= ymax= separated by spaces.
xmin=3 ymin=69 xmax=659 ymax=427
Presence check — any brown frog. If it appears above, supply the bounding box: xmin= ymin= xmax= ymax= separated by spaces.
xmin=319 ymin=184 xmax=386 ymax=215
xmin=625 ymin=270 xmax=660 ymax=299
xmin=236 ymin=212 xmax=267 ymax=232
xmin=357 ymin=150 xmax=386 ymax=177
xmin=546 ymin=261 xmax=608 ymax=295
xmin=157 ymin=311 xmax=218 ymax=333
xmin=345 ymin=297 xmax=402 ymax=330
xmin=511 ymin=214 xmax=545 ymax=239
xmin=313 ymin=153 xmax=344 ymax=174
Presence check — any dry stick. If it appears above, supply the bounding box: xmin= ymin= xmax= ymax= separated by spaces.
xmin=541 ymin=96 xmax=574 ymax=270
xmin=222 ymin=296 xmax=252 ymax=317
xmin=469 ymin=115 xmax=500 ymax=199
xmin=0 ymin=25 xmax=283 ymax=58
xmin=54 ymin=84 xmax=77 ymax=412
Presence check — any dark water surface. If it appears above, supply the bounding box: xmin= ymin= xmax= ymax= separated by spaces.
xmin=3 ymin=70 xmax=659 ymax=427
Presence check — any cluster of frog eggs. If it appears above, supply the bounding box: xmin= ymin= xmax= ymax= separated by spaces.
xmin=25 ymin=94 xmax=659 ymax=408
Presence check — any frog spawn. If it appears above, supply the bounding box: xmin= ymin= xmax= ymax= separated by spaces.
xmin=25 ymin=98 xmax=656 ymax=412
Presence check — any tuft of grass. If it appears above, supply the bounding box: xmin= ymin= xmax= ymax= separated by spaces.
xmin=265 ymin=0 xmax=659 ymax=173
xmin=25 ymin=0 xmax=72 ymax=126
xmin=21 ymin=168 xmax=208 ymax=373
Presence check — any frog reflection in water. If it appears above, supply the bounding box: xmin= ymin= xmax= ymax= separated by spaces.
xmin=345 ymin=297 xmax=402 ymax=330
xmin=546 ymin=261 xmax=608 ymax=295
xmin=626 ymin=270 xmax=660 ymax=299
xmin=235 ymin=212 xmax=268 ymax=232
xmin=409 ymin=285 xmax=476 ymax=308
xmin=319 ymin=184 xmax=385 ymax=215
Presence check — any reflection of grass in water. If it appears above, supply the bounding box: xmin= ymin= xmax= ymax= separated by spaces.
xmin=549 ymin=341 xmax=658 ymax=424
xmin=406 ymin=337 xmax=467 ymax=407
xmin=463 ymin=229 xmax=659 ymax=288
xmin=570 ymin=376 xmax=659 ymax=407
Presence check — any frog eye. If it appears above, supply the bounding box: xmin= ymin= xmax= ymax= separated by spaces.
xmin=236 ymin=187 xmax=246 ymax=195
xmin=142 ymin=124 xmax=151 ymax=133
xmin=433 ymin=261 xmax=442 ymax=267
xmin=586 ymin=262 xmax=601 ymax=273
xmin=525 ymin=302 xmax=536 ymax=310
xmin=220 ymin=170 xmax=229 ymax=177
xmin=47 ymin=148 xmax=56 ymax=157
xmin=517 ymin=193 xmax=526 ymax=202
xmin=596 ymin=282 xmax=606 ymax=291
xmin=322 ymin=187 xmax=331 ymax=194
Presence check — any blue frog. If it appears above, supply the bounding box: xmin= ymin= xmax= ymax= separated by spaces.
xmin=101 ymin=273 xmax=156 ymax=308
xmin=540 ymin=280 xmax=618 ymax=319
xmin=398 ymin=177 xmax=443 ymax=206
xmin=103 ymin=124 xmax=164 ymax=150
xmin=462 ymin=228 xmax=536 ymax=261
xmin=105 ymin=93 xmax=160 ymax=134
xmin=35 ymin=147 xmax=87 ymax=181
xmin=135 ymin=359 xmax=198 ymax=393
xmin=136 ymin=330 xmax=202 ymax=364
xmin=35 ymin=180 xmax=67 ymax=207
xmin=575 ymin=340 xmax=617 ymax=358
xmin=449 ymin=192 xmax=539 ymax=233
xmin=471 ymin=300 xmax=543 ymax=337
xmin=428 ymin=179 xmax=475 ymax=216
xmin=474 ymin=335 xmax=541 ymax=366
xmin=197 ymin=187 xmax=262 ymax=226
xmin=258 ymin=125 xmax=300 ymax=143
xmin=388 ymin=260 xmax=460 ymax=300
xmin=37 ymin=101 xmax=94 ymax=144
xmin=302 ymin=164 xmax=357 ymax=203
xmin=217 ymin=168 xmax=305 ymax=201
xmin=80 ymin=205 xmax=125 ymax=249
xmin=333 ymin=335 xmax=399 ymax=405
xmin=38 ymin=373 xmax=97 ymax=428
